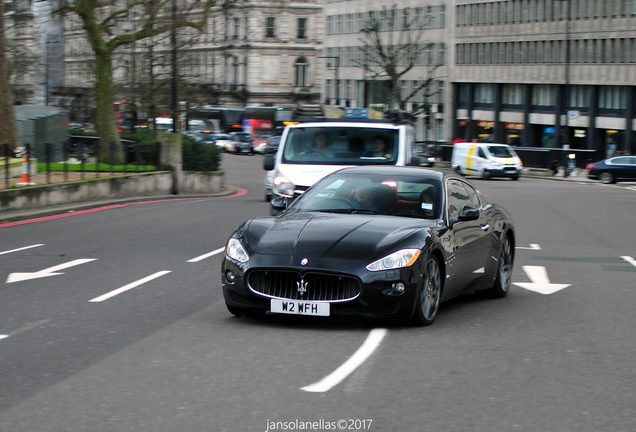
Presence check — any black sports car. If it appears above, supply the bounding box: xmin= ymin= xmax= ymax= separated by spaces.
xmin=222 ymin=166 xmax=515 ymax=325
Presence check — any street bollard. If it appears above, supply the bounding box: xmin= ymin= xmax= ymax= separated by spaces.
xmin=16 ymin=143 xmax=35 ymax=186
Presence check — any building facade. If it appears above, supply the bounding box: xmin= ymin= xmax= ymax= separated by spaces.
xmin=453 ymin=0 xmax=636 ymax=156
xmin=5 ymin=0 xmax=636 ymax=156
xmin=322 ymin=0 xmax=450 ymax=141
xmin=5 ymin=0 xmax=324 ymax=125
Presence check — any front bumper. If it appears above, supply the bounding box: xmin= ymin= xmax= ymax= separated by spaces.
xmin=221 ymin=257 xmax=421 ymax=320
xmin=486 ymin=167 xmax=521 ymax=177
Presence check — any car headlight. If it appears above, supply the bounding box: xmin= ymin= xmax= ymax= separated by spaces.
xmin=274 ymin=175 xmax=295 ymax=197
xmin=490 ymin=161 xmax=500 ymax=166
xmin=366 ymin=249 xmax=421 ymax=272
xmin=226 ymin=238 xmax=249 ymax=263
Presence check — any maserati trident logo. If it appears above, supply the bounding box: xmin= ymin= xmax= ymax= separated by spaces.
xmin=297 ymin=278 xmax=308 ymax=296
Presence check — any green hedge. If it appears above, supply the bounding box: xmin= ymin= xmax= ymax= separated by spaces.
xmin=69 ymin=130 xmax=221 ymax=172
xmin=181 ymin=135 xmax=222 ymax=172
xmin=120 ymin=131 xmax=222 ymax=172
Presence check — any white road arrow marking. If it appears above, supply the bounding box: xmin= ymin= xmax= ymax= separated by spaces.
xmin=6 ymin=259 xmax=97 ymax=284
xmin=516 ymin=244 xmax=541 ymax=250
xmin=513 ymin=266 xmax=571 ymax=295
xmin=621 ymin=256 xmax=636 ymax=268
xmin=0 ymin=244 xmax=44 ymax=256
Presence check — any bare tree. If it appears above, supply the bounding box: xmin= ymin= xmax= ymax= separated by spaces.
xmin=0 ymin=0 xmax=18 ymax=151
xmin=357 ymin=4 xmax=442 ymax=115
xmin=54 ymin=0 xmax=216 ymax=157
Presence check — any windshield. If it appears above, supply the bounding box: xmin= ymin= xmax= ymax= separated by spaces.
xmin=235 ymin=134 xmax=251 ymax=142
xmin=487 ymin=146 xmax=516 ymax=158
xmin=282 ymin=127 xmax=399 ymax=165
xmin=290 ymin=172 xmax=442 ymax=219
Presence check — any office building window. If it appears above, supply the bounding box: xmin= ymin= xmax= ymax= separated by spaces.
xmin=475 ymin=84 xmax=495 ymax=104
xmin=532 ymin=85 xmax=556 ymax=106
xmin=599 ymin=86 xmax=627 ymax=109
xmin=295 ymin=57 xmax=308 ymax=87
xmin=569 ymin=86 xmax=590 ymax=108
xmin=266 ymin=17 xmax=275 ymax=38
xmin=503 ymin=84 xmax=523 ymax=105
xmin=297 ymin=18 xmax=307 ymax=39
xmin=233 ymin=18 xmax=240 ymax=39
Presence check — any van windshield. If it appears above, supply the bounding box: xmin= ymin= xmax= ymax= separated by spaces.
xmin=282 ymin=127 xmax=399 ymax=165
xmin=487 ymin=146 xmax=516 ymax=158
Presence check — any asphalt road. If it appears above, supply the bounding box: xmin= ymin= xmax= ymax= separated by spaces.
xmin=1 ymin=154 xmax=635 ymax=432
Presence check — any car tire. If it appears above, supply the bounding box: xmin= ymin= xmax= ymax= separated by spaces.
xmin=456 ymin=166 xmax=465 ymax=176
xmin=599 ymin=171 xmax=615 ymax=184
xmin=481 ymin=235 xmax=513 ymax=299
xmin=482 ymin=170 xmax=491 ymax=180
xmin=411 ymin=256 xmax=442 ymax=326
xmin=226 ymin=303 xmax=266 ymax=318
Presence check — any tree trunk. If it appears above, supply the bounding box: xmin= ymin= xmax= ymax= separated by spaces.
xmin=94 ymin=51 xmax=122 ymax=163
xmin=0 ymin=1 xmax=18 ymax=151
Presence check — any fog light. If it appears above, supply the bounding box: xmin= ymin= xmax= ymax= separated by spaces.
xmin=382 ymin=282 xmax=406 ymax=296
xmin=225 ymin=271 xmax=236 ymax=283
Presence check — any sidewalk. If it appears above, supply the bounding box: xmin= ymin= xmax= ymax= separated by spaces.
xmin=434 ymin=161 xmax=592 ymax=182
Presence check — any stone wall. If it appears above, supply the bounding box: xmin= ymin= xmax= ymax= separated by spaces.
xmin=0 ymin=171 xmax=224 ymax=214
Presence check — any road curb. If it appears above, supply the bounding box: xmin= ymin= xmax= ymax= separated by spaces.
xmin=0 ymin=186 xmax=241 ymax=225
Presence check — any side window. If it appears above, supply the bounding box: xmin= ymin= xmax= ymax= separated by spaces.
xmin=462 ymin=181 xmax=482 ymax=208
xmin=478 ymin=148 xmax=487 ymax=159
xmin=446 ymin=179 xmax=471 ymax=219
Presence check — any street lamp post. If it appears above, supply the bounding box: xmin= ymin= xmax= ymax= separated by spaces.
xmin=557 ymin=0 xmax=571 ymax=177
xmin=319 ymin=55 xmax=340 ymax=106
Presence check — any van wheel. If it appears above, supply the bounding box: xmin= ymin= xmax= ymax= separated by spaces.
xmin=456 ymin=166 xmax=465 ymax=176
xmin=482 ymin=170 xmax=491 ymax=180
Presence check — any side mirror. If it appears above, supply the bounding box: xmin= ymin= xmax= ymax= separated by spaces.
xmin=270 ymin=196 xmax=291 ymax=216
xmin=263 ymin=153 xmax=275 ymax=171
xmin=458 ymin=205 xmax=480 ymax=221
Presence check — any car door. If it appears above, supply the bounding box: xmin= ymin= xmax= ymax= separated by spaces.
xmin=615 ymin=156 xmax=636 ymax=180
xmin=445 ymin=179 xmax=492 ymax=295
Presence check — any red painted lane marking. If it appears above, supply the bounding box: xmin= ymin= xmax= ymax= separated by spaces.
xmin=0 ymin=186 xmax=248 ymax=228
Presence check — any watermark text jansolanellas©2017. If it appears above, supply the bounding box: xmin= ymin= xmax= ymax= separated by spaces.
xmin=264 ymin=418 xmax=373 ymax=431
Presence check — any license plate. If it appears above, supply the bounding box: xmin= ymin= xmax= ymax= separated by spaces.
xmin=270 ymin=299 xmax=330 ymax=316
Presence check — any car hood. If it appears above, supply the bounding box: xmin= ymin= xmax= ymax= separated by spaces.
xmin=245 ymin=212 xmax=430 ymax=260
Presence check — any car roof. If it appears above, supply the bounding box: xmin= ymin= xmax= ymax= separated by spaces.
xmin=288 ymin=121 xmax=402 ymax=130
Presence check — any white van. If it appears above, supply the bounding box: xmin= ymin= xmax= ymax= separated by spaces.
xmin=451 ymin=142 xmax=523 ymax=180
xmin=263 ymin=121 xmax=420 ymax=200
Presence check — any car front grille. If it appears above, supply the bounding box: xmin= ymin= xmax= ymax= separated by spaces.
xmin=247 ymin=270 xmax=361 ymax=302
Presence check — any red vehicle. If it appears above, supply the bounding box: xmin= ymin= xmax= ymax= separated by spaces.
xmin=243 ymin=118 xmax=273 ymax=153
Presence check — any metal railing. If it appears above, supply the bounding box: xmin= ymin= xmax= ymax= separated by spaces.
xmin=2 ymin=140 xmax=160 ymax=189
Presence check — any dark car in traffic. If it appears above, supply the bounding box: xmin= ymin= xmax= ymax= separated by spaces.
xmin=587 ymin=156 xmax=636 ymax=184
xmin=222 ymin=166 xmax=515 ymax=326
xmin=229 ymin=132 xmax=254 ymax=155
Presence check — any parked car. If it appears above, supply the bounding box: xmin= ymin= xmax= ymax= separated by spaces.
xmin=193 ymin=130 xmax=218 ymax=144
xmin=587 ymin=156 xmax=636 ymax=184
xmin=229 ymin=132 xmax=254 ymax=155
xmin=222 ymin=166 xmax=515 ymax=326
xmin=208 ymin=133 xmax=232 ymax=152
